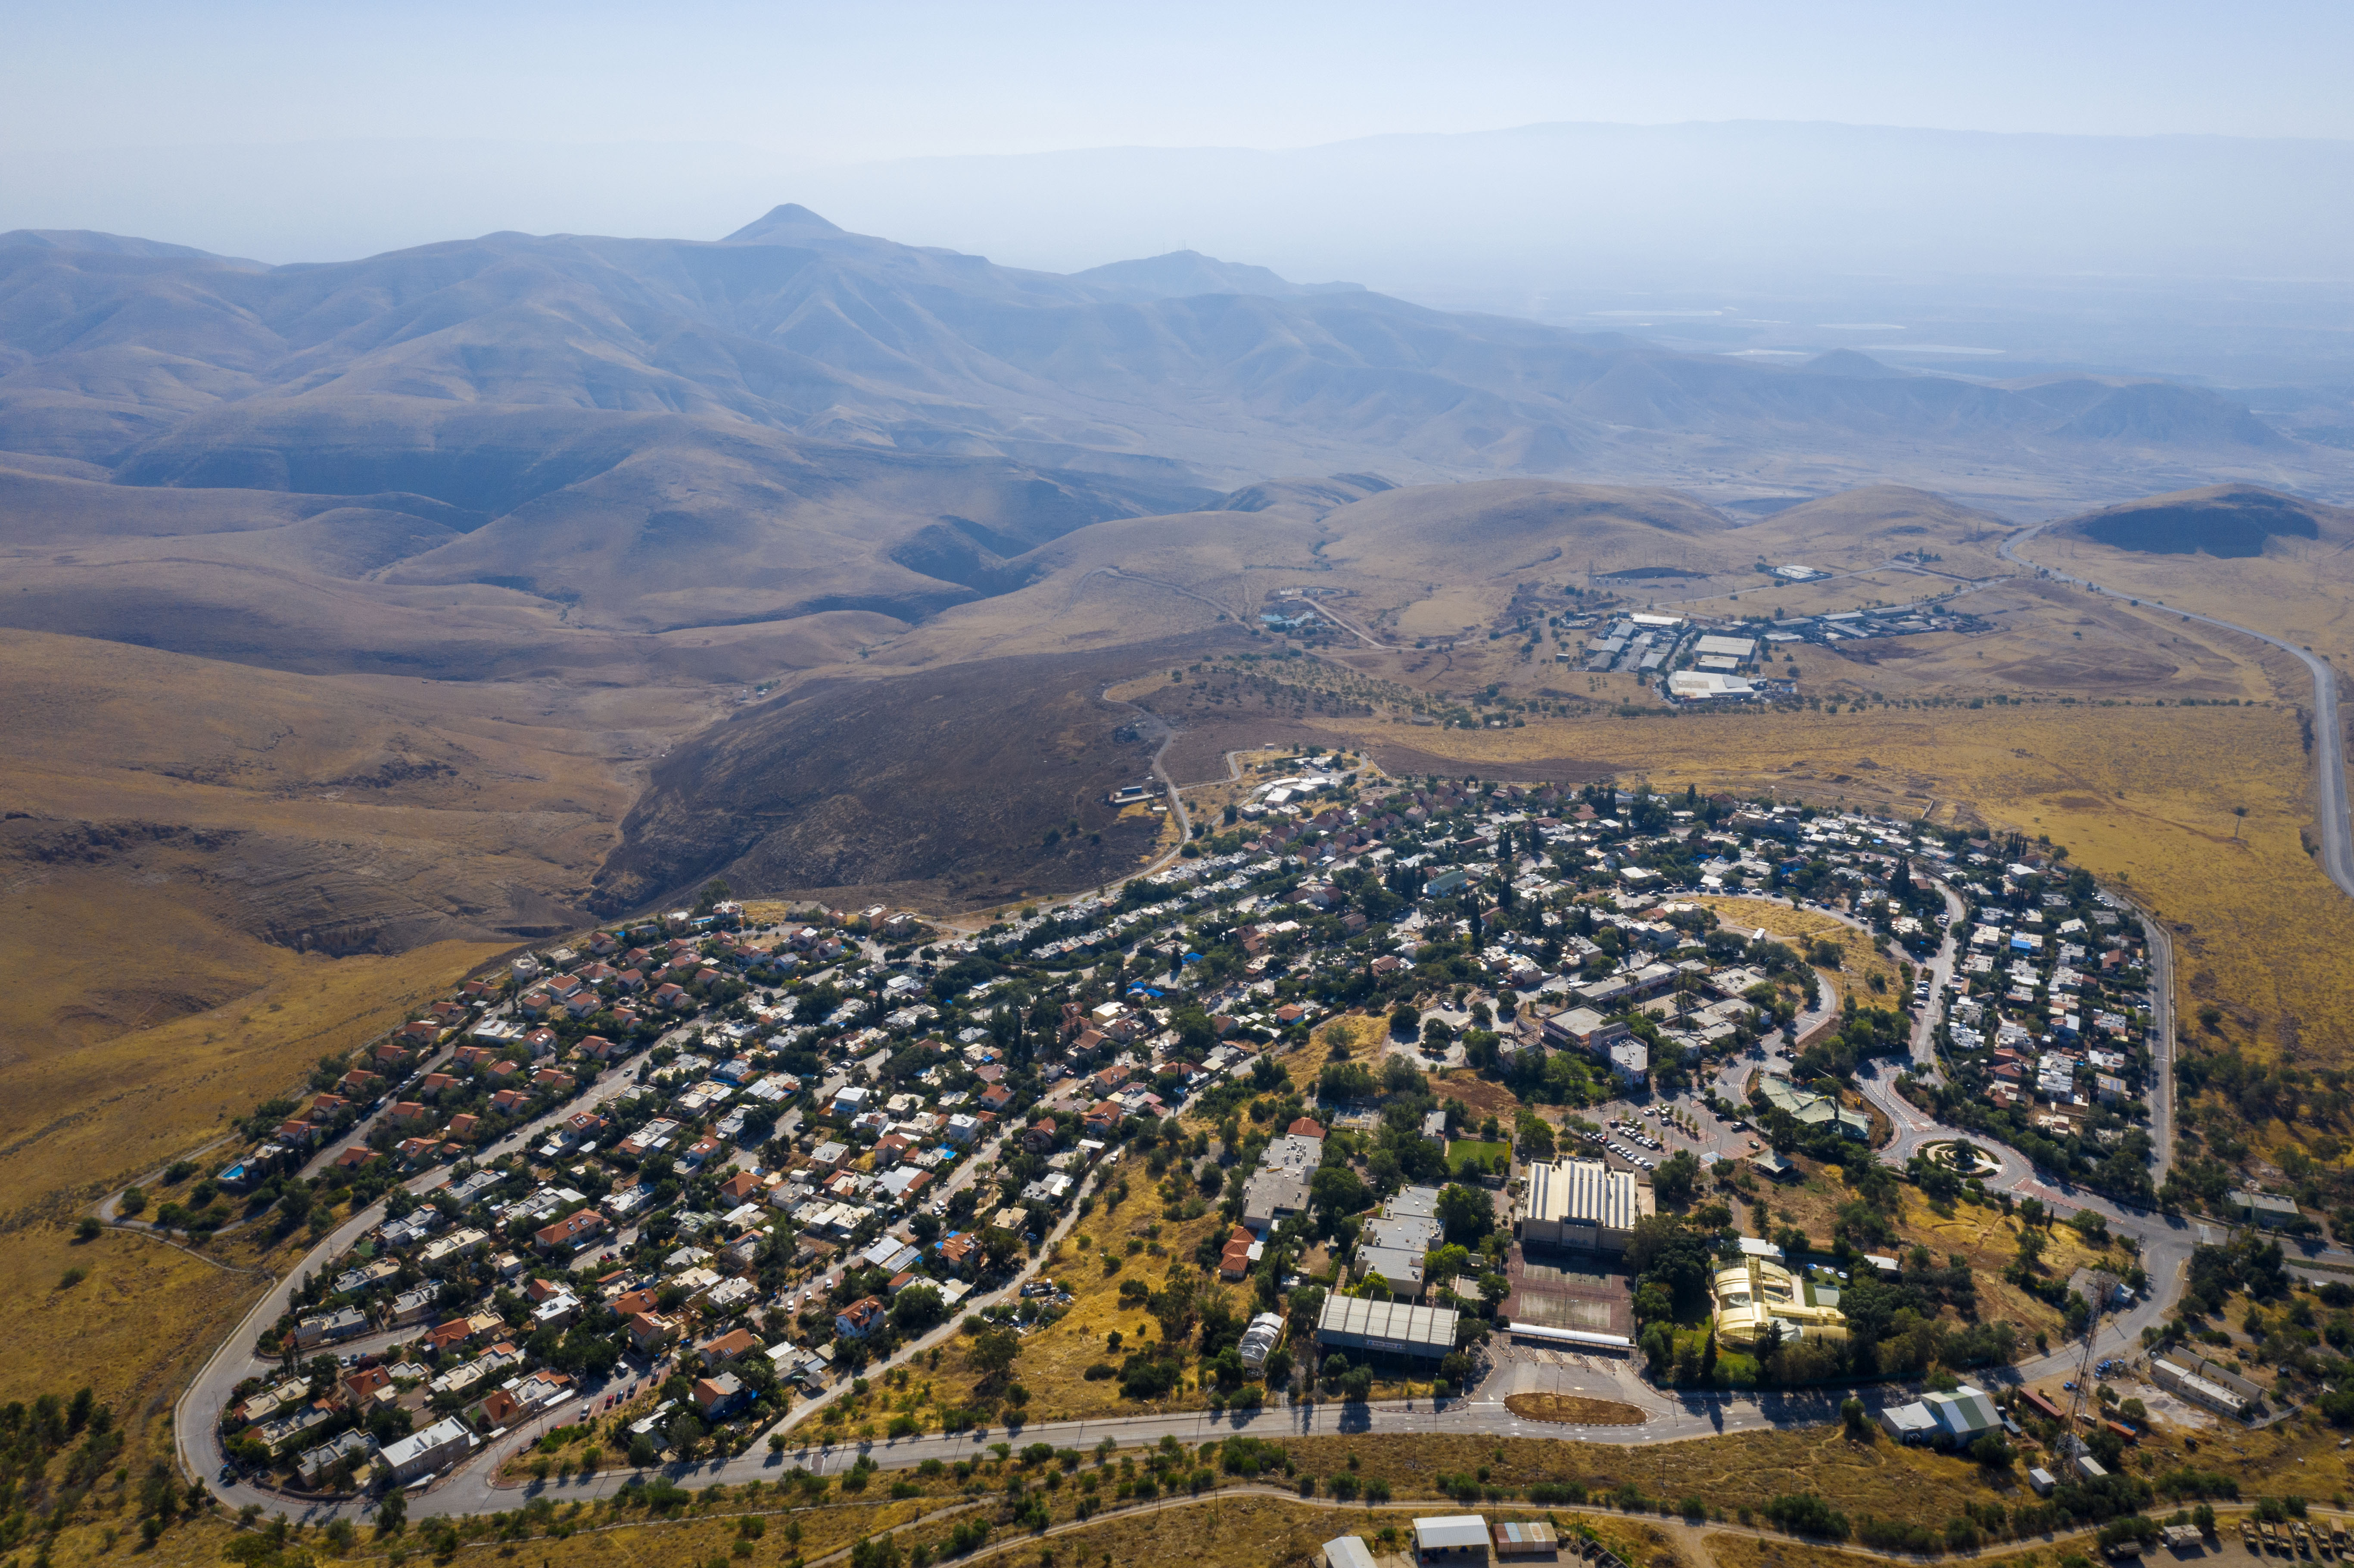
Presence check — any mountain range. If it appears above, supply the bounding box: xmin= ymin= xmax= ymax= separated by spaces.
xmin=2 ymin=205 xmax=2336 ymax=528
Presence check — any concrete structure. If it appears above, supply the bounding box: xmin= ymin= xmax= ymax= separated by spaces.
xmin=1355 ymin=1184 xmax=1445 ymax=1296
xmin=1240 ymin=1169 xmax=1311 ymax=1235
xmin=2231 ymin=1189 xmax=2304 ymax=1228
xmin=1415 ymin=1516 xmax=1492 ymax=1562
xmin=2152 ymin=1354 xmax=2261 ymax=1419
xmin=1518 ymin=1158 xmax=1650 ymax=1253
xmin=378 ymin=1416 xmax=473 ymax=1485
xmin=1318 ymin=1294 xmax=1459 ymax=1360
xmin=1540 ymin=1006 xmax=1629 ymax=1052
xmin=1709 ymin=1256 xmax=1847 ymax=1349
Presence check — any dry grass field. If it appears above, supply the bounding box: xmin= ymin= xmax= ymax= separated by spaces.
xmin=1696 ymin=899 xmax=1908 ymax=1002
xmin=903 ymin=1201 xmax=1236 ymax=1424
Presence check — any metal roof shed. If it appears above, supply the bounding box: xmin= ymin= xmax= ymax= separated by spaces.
xmin=1324 ymin=1537 xmax=1379 ymax=1568
xmin=1415 ymin=1517 xmax=1493 ymax=1558
xmin=1319 ymin=1294 xmax=1459 ymax=1359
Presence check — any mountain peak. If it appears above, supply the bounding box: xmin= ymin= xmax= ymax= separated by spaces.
xmin=1070 ymin=249 xmax=1363 ymax=302
xmin=722 ymin=204 xmax=847 ymax=243
xmin=1796 ymin=348 xmax=1906 ymax=378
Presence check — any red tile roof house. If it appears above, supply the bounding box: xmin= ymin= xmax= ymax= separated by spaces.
xmin=477 ymin=1388 xmax=525 ymax=1429
xmin=533 ymin=1209 xmax=607 ymax=1256
xmin=610 ymin=1287 xmax=660 ymax=1319
xmin=654 ymin=983 xmax=692 ymax=1011
xmin=978 ymin=1083 xmax=1014 ymax=1112
xmin=626 ymin=1312 xmax=677 ymax=1353
xmin=424 ymin=1317 xmax=476 ymax=1354
xmin=692 ymin=1372 xmax=746 ymax=1416
xmin=444 ymin=1114 xmax=482 ymax=1142
xmin=701 ymin=1327 xmax=760 ymax=1363
xmin=834 ymin=1297 xmax=886 ymax=1339
xmin=719 ymin=1170 xmax=763 ymax=1204
xmin=339 ymin=1069 xmax=384 ymax=1098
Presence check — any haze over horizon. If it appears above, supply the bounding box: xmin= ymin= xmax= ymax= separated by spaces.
xmin=9 ymin=2 xmax=2354 ymax=271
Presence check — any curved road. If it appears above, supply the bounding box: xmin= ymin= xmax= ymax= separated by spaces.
xmin=2002 ymin=523 xmax=2354 ymax=898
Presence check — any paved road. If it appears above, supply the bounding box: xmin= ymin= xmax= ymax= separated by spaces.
xmin=2002 ymin=524 xmax=2354 ymax=899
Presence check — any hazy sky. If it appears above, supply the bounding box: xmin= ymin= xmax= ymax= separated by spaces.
xmin=10 ymin=0 xmax=2354 ymax=160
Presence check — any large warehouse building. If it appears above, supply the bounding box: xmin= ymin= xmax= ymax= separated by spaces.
xmin=1517 ymin=1157 xmax=1652 ymax=1253
xmin=1317 ymin=1294 xmax=1459 ymax=1360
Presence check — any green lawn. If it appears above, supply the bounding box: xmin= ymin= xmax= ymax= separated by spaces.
xmin=1446 ymin=1140 xmax=1508 ymax=1177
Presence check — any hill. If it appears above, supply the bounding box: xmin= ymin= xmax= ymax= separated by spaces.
xmin=2052 ymin=484 xmax=2353 ymax=558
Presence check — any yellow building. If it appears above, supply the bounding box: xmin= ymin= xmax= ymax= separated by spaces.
xmin=1710 ymin=1256 xmax=1847 ymax=1349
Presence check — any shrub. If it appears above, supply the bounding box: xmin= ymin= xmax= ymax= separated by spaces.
xmin=1764 ymin=1493 xmax=1850 ymax=1541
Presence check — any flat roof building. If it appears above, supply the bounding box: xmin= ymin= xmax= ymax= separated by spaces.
xmin=1319 ymin=1294 xmax=1459 ymax=1360
xmin=1519 ymin=1158 xmax=1651 ymax=1253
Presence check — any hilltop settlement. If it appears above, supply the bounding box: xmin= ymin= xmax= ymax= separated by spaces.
xmin=188 ymin=756 xmax=2191 ymax=1498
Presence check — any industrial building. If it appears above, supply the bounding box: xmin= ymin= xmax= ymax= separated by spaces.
xmin=1517 ymin=1158 xmax=1650 ymax=1253
xmin=1880 ymin=1384 xmax=2000 ymax=1446
xmin=2152 ymin=1353 xmax=2262 ymax=1419
xmin=1317 ymin=1294 xmax=1459 ymax=1360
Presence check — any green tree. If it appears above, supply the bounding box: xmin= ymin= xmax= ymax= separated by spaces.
xmin=1435 ymin=1183 xmax=1493 ymax=1245
xmin=968 ymin=1328 xmax=1022 ymax=1386
xmin=1653 ymin=1150 xmax=1701 ymax=1208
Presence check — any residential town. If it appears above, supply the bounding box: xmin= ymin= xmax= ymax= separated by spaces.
xmin=196 ymin=754 xmax=2198 ymax=1503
